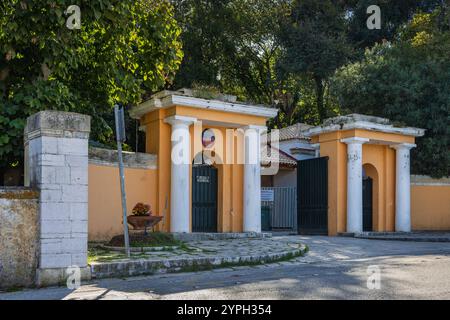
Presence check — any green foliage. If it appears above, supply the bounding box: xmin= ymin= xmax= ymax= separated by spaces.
xmin=331 ymin=8 xmax=450 ymax=177
xmin=0 ymin=0 xmax=182 ymax=170
xmin=345 ymin=0 xmax=441 ymax=51
xmin=277 ymin=0 xmax=353 ymax=122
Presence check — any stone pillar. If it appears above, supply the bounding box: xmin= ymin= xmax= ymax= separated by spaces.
xmin=24 ymin=111 xmax=91 ymax=286
xmin=391 ymin=143 xmax=416 ymax=232
xmin=164 ymin=115 xmax=197 ymax=233
xmin=243 ymin=125 xmax=266 ymax=233
xmin=341 ymin=137 xmax=369 ymax=233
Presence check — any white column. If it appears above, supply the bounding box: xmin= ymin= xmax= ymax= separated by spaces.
xmin=164 ymin=116 xmax=197 ymax=233
xmin=391 ymin=143 xmax=416 ymax=232
xmin=341 ymin=137 xmax=369 ymax=233
xmin=243 ymin=125 xmax=266 ymax=233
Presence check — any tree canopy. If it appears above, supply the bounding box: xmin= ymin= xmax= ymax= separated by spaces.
xmin=0 ymin=0 xmax=182 ymax=175
xmin=0 ymin=0 xmax=448 ymax=179
xmin=332 ymin=7 xmax=450 ymax=177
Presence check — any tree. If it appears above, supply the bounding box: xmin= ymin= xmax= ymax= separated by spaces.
xmin=331 ymin=7 xmax=450 ymax=177
xmin=277 ymin=0 xmax=353 ymax=122
xmin=345 ymin=0 xmax=442 ymax=51
xmin=0 ymin=0 xmax=183 ymax=179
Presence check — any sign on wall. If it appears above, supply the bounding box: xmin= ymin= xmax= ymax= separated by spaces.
xmin=202 ymin=129 xmax=215 ymax=148
xmin=261 ymin=189 xmax=274 ymax=202
xmin=196 ymin=176 xmax=210 ymax=183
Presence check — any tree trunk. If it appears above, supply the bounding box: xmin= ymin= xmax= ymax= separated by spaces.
xmin=314 ymin=75 xmax=326 ymax=122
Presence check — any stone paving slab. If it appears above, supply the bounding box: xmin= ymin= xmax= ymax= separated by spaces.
xmin=90 ymin=237 xmax=307 ymax=279
xmin=354 ymin=232 xmax=450 ymax=242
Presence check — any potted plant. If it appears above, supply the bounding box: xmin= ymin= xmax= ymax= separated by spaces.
xmin=127 ymin=203 xmax=163 ymax=233
xmin=127 ymin=203 xmax=152 ymax=229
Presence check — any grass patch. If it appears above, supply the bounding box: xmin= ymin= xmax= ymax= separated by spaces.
xmin=108 ymin=232 xmax=184 ymax=248
xmin=3 ymin=286 xmax=24 ymax=293
xmin=88 ymin=248 xmax=127 ymax=263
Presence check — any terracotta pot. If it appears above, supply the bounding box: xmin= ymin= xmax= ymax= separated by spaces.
xmin=127 ymin=215 xmax=162 ymax=230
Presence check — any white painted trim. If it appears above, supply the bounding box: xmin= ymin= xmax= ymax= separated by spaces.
xmin=130 ymin=94 xmax=278 ymax=119
xmin=411 ymin=175 xmax=450 ymax=186
xmin=390 ymin=143 xmax=417 ymax=150
xmin=307 ymin=121 xmax=425 ymax=137
xmin=341 ymin=137 xmax=370 ymax=144
xmin=164 ymin=115 xmax=197 ymax=126
xmin=244 ymin=124 xmax=268 ymax=131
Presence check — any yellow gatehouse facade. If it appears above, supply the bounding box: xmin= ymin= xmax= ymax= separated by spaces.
xmin=86 ymin=91 xmax=450 ymax=241
xmin=129 ymin=89 xmax=278 ymax=234
xmin=308 ymin=114 xmax=425 ymax=236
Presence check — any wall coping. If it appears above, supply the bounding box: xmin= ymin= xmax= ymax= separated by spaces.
xmin=411 ymin=175 xmax=450 ymax=186
xmin=130 ymin=90 xmax=278 ymax=119
xmin=306 ymin=113 xmax=425 ymax=138
xmin=88 ymin=147 xmax=157 ymax=169
xmin=0 ymin=187 xmax=39 ymax=199
xmin=24 ymin=111 xmax=91 ymax=141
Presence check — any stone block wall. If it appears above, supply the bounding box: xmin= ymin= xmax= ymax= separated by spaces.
xmin=24 ymin=111 xmax=91 ymax=285
xmin=0 ymin=188 xmax=39 ymax=289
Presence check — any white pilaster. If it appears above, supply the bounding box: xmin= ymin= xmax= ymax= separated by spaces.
xmin=391 ymin=143 xmax=416 ymax=232
xmin=243 ymin=125 xmax=266 ymax=233
xmin=164 ymin=115 xmax=197 ymax=233
xmin=341 ymin=137 xmax=369 ymax=233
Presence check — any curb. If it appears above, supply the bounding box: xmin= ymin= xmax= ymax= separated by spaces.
xmin=90 ymin=244 xmax=307 ymax=279
xmin=353 ymin=232 xmax=450 ymax=242
xmin=354 ymin=235 xmax=450 ymax=242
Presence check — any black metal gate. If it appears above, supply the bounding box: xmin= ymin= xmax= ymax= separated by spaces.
xmin=363 ymin=177 xmax=373 ymax=232
xmin=297 ymin=157 xmax=328 ymax=235
xmin=192 ymin=165 xmax=218 ymax=232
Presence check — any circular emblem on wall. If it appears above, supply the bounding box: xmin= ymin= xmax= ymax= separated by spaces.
xmin=202 ymin=129 xmax=215 ymax=148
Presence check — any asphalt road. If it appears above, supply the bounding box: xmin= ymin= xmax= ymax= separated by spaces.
xmin=2 ymin=236 xmax=450 ymax=300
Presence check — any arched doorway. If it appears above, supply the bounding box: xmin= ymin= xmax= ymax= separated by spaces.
xmin=192 ymin=153 xmax=218 ymax=233
xmin=362 ymin=164 xmax=379 ymax=232
xmin=363 ymin=176 xmax=373 ymax=231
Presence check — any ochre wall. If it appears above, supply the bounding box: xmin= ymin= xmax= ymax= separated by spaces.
xmin=411 ymin=182 xmax=450 ymax=231
xmin=141 ymin=106 xmax=266 ymax=233
xmin=88 ymin=164 xmax=157 ymax=241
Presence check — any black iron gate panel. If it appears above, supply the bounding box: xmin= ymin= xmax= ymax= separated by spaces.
xmin=192 ymin=165 xmax=218 ymax=233
xmin=297 ymin=157 xmax=328 ymax=235
xmin=363 ymin=177 xmax=373 ymax=232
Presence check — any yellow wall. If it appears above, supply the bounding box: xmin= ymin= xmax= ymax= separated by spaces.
xmin=141 ymin=105 xmax=268 ymax=233
xmin=88 ymin=164 xmax=157 ymax=241
xmin=411 ymin=184 xmax=450 ymax=230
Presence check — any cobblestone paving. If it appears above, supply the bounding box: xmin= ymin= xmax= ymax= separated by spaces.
xmin=91 ymin=236 xmax=305 ymax=263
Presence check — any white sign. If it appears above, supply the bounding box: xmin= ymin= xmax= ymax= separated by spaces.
xmin=196 ymin=176 xmax=210 ymax=183
xmin=261 ymin=189 xmax=274 ymax=202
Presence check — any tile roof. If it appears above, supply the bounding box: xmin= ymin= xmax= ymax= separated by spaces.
xmin=261 ymin=144 xmax=297 ymax=168
xmin=278 ymin=123 xmax=313 ymax=141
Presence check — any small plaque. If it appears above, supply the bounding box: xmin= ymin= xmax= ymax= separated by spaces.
xmin=196 ymin=176 xmax=210 ymax=183
xmin=261 ymin=189 xmax=274 ymax=202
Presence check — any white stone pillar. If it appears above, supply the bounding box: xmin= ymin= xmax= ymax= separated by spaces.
xmin=243 ymin=125 xmax=266 ymax=233
xmin=24 ymin=111 xmax=91 ymax=286
xmin=341 ymin=137 xmax=369 ymax=233
xmin=391 ymin=143 xmax=416 ymax=232
xmin=164 ymin=116 xmax=197 ymax=233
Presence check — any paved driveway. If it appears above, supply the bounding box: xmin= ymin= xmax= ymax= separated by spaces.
xmin=2 ymin=236 xmax=450 ymax=300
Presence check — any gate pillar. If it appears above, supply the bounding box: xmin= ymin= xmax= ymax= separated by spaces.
xmin=164 ymin=115 xmax=197 ymax=233
xmin=24 ymin=111 xmax=91 ymax=286
xmin=341 ymin=137 xmax=369 ymax=233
